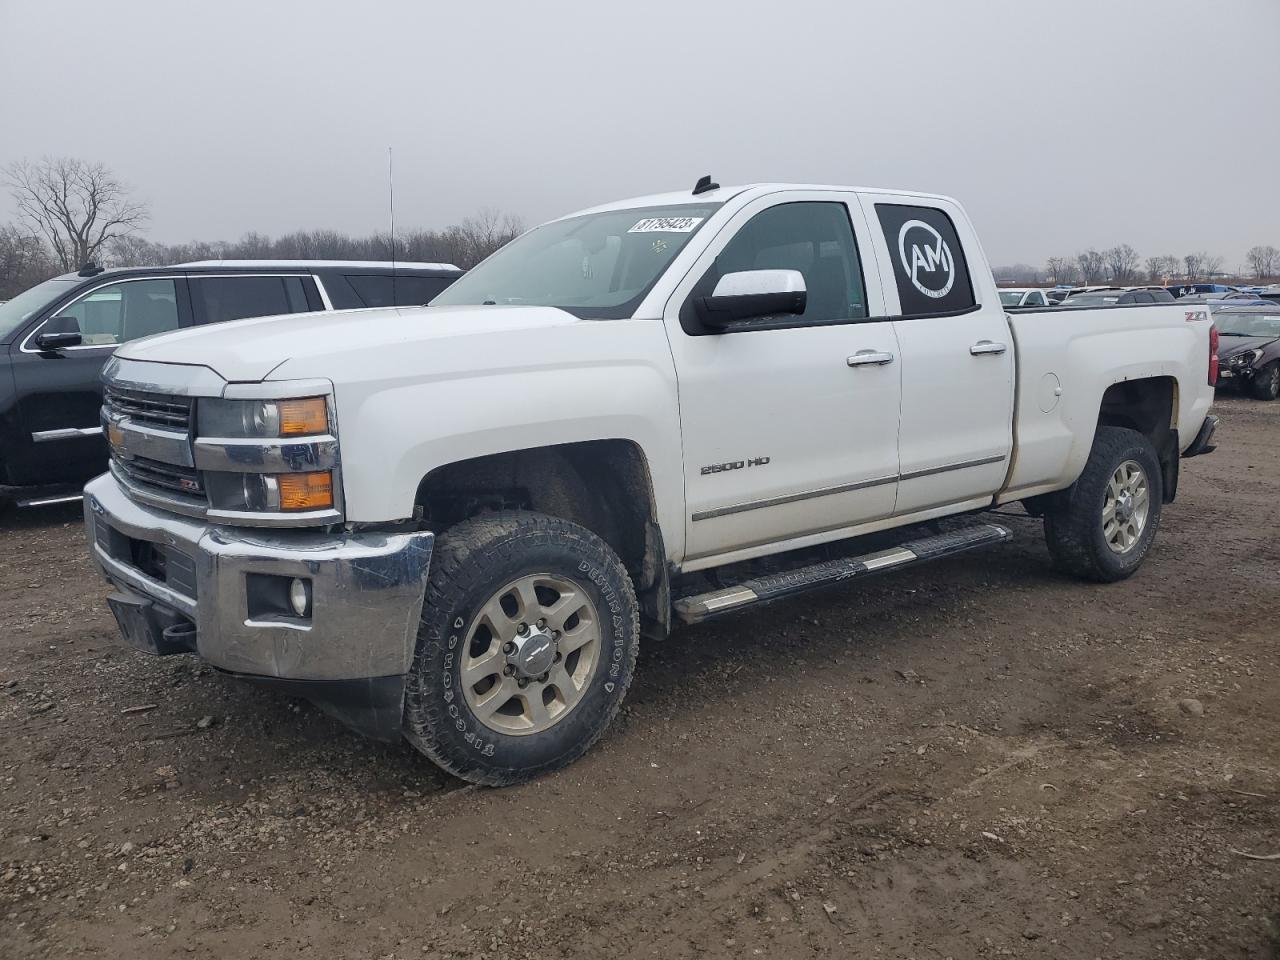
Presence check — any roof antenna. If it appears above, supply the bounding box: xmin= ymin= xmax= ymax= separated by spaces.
xmin=388 ymin=146 xmax=398 ymax=305
xmin=692 ymin=174 xmax=719 ymax=196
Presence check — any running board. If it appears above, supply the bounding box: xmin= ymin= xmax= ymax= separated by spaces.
xmin=674 ymin=522 xmax=1012 ymax=625
xmin=18 ymin=493 xmax=84 ymax=508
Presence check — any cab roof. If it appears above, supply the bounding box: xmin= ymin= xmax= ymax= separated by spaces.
xmin=559 ymin=182 xmax=956 ymax=220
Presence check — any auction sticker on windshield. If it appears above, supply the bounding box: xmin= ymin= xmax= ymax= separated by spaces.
xmin=628 ymin=217 xmax=704 ymax=233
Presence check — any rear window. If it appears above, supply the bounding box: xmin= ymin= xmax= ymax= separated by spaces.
xmin=875 ymin=203 xmax=976 ymax=317
xmin=345 ymin=274 xmax=453 ymax=307
xmin=192 ymin=276 xmax=312 ymax=325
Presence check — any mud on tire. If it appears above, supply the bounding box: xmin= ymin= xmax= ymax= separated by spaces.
xmin=403 ymin=510 xmax=639 ymax=786
xmin=1042 ymin=426 xmax=1164 ymax=584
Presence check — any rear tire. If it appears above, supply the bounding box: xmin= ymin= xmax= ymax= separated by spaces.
xmin=1248 ymin=361 xmax=1280 ymax=401
xmin=403 ymin=510 xmax=639 ymax=786
xmin=1043 ymin=426 xmax=1163 ymax=583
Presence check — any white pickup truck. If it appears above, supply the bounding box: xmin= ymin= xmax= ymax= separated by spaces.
xmin=84 ymin=180 xmax=1219 ymax=785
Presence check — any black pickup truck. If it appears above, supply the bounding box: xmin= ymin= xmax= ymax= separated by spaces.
xmin=0 ymin=260 xmax=461 ymax=507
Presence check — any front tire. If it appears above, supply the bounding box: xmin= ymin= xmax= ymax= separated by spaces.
xmin=1043 ymin=426 xmax=1163 ymax=583
xmin=403 ymin=511 xmax=639 ymax=786
xmin=1248 ymin=361 xmax=1280 ymax=401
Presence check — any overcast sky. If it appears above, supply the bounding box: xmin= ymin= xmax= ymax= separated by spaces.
xmin=2 ymin=0 xmax=1277 ymax=269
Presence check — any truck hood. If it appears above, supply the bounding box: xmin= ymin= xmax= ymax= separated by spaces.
xmin=115 ymin=304 xmax=587 ymax=381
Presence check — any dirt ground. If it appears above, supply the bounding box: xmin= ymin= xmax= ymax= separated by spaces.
xmin=2 ymin=394 xmax=1278 ymax=960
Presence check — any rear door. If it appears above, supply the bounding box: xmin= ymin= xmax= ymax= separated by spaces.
xmin=858 ymin=195 xmax=1014 ymax=515
xmin=8 ymin=275 xmax=191 ymax=485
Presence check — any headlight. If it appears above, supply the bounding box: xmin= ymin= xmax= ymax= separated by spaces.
xmin=198 ymin=397 xmax=329 ymax=438
xmin=204 ymin=470 xmax=335 ymax=513
xmin=195 ymin=394 xmax=338 ymax=518
xmin=1229 ymin=349 xmax=1263 ymax=366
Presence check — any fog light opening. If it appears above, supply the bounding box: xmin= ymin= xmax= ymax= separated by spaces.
xmin=289 ymin=578 xmax=312 ymax=617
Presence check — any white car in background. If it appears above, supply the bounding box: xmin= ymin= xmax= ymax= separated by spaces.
xmin=997 ymin=287 xmax=1052 ymax=307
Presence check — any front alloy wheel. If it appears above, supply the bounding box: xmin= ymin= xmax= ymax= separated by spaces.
xmin=403 ymin=511 xmax=639 ymax=786
xmin=461 ymin=573 xmax=601 ymax=736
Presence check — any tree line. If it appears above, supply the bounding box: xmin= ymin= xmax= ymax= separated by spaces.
xmin=5 ymin=156 xmax=1278 ymax=302
xmin=996 ymin=244 xmax=1280 ymax=286
xmin=0 ymin=156 xmax=523 ymax=301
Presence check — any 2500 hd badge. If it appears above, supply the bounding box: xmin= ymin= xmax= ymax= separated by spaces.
xmin=701 ymin=456 xmax=771 ymax=475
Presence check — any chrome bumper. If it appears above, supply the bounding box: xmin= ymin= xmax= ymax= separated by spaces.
xmin=84 ymin=473 xmax=433 ymax=681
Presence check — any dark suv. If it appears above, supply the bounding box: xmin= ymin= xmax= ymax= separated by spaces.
xmin=0 ymin=260 xmax=461 ymax=507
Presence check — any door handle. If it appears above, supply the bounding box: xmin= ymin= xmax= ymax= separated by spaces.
xmin=847 ymin=350 xmax=895 ymax=367
xmin=970 ymin=340 xmax=1008 ymax=356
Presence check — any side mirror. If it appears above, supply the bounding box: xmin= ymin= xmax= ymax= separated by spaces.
xmin=35 ymin=316 xmax=82 ymax=352
xmin=696 ymin=269 xmax=807 ymax=330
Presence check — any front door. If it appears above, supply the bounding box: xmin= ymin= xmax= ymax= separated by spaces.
xmin=859 ymin=195 xmax=1015 ymax=515
xmin=664 ymin=194 xmax=902 ymax=565
xmin=8 ymin=276 xmax=189 ymax=486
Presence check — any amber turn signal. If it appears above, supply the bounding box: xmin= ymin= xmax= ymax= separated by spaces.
xmin=278 ymin=471 xmax=334 ymax=511
xmin=278 ymin=397 xmax=328 ymax=436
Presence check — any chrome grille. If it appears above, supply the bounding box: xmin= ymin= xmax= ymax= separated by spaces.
xmin=105 ymin=387 xmax=192 ymax=432
xmin=114 ymin=455 xmax=204 ymax=498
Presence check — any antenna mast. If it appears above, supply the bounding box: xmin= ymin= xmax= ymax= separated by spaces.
xmin=388 ymin=146 xmax=398 ymax=301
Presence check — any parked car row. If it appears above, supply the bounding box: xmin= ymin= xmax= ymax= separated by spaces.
xmin=0 ymin=260 xmax=461 ymax=506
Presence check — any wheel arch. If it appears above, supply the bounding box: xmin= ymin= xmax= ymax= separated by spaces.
xmin=414 ymin=439 xmax=671 ymax=639
xmin=1095 ymin=375 xmax=1180 ymax=503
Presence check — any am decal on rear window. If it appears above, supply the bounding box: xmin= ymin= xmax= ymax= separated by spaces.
xmin=875 ymin=204 xmax=976 ymax=317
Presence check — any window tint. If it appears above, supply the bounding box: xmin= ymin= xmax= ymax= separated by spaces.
xmin=875 ymin=203 xmax=976 ymax=317
xmin=53 ymin=278 xmax=179 ymax=345
xmin=345 ymin=274 xmax=452 ymax=308
xmin=192 ymin=276 xmax=296 ymax=325
xmin=1029 ymin=291 xmax=1046 ymax=306
xmin=686 ymin=202 xmax=867 ymax=332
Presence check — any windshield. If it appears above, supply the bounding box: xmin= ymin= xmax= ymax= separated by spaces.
xmin=0 ymin=277 xmax=78 ymax=340
xmin=998 ymin=291 xmax=1025 ymax=306
xmin=431 ymin=204 xmax=722 ymax=319
xmin=1218 ymin=312 xmax=1280 ymax=337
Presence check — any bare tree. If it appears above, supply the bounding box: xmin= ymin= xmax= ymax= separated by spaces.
xmin=1183 ymin=252 xmax=1207 ymax=281
xmin=105 ymin=234 xmax=169 ymax=268
xmin=1145 ymin=254 xmax=1180 ymax=283
xmin=1045 ymin=257 xmax=1078 ymax=284
xmin=1246 ymin=244 xmax=1279 ymax=281
xmin=0 ymin=224 xmax=57 ymax=299
xmin=1103 ymin=244 xmax=1141 ymax=285
xmin=1076 ymin=249 xmax=1106 ymax=285
xmin=438 ymin=208 xmax=525 ymax=268
xmin=4 ymin=157 xmax=149 ymax=270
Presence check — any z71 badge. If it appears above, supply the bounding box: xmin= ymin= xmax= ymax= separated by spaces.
xmin=701 ymin=456 xmax=770 ymax=475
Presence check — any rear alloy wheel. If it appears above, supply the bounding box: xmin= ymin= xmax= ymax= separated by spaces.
xmin=403 ymin=511 xmax=639 ymax=786
xmin=1101 ymin=460 xmax=1151 ymax=554
xmin=1248 ymin=361 xmax=1280 ymax=401
xmin=1043 ymin=426 xmax=1163 ymax=583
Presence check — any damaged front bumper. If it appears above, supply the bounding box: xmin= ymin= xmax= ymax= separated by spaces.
xmin=83 ymin=473 xmax=434 ymax=739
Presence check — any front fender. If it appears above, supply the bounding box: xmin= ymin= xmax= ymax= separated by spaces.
xmin=289 ymin=319 xmax=686 ymax=562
